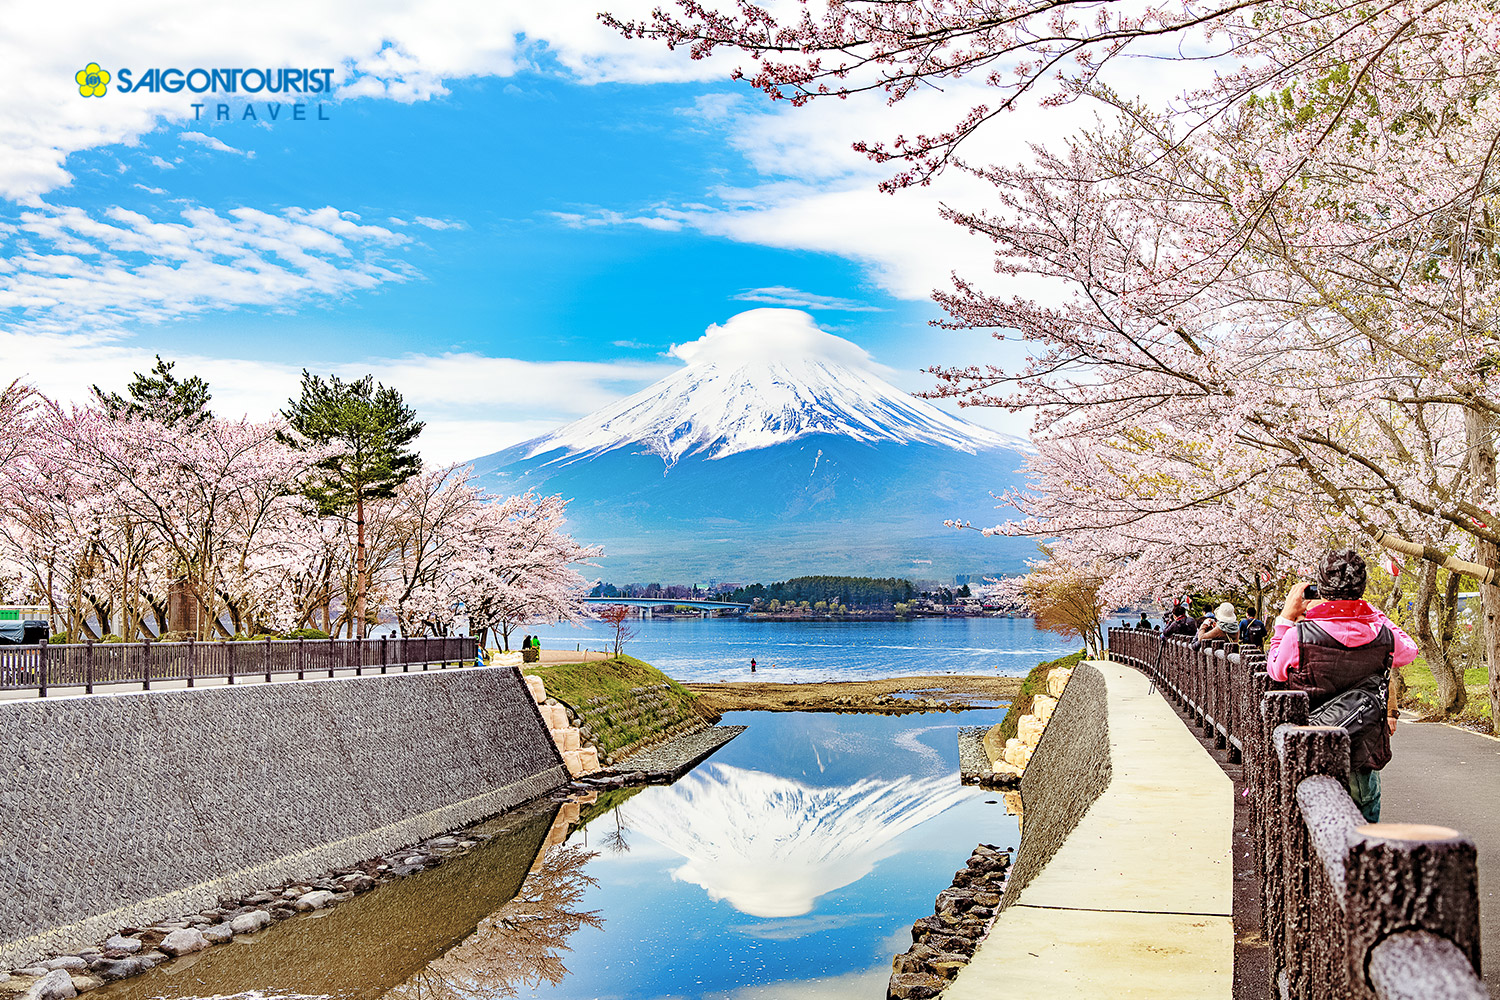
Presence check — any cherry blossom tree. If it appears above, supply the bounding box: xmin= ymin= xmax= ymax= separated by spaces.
xmin=444 ymin=492 xmax=599 ymax=651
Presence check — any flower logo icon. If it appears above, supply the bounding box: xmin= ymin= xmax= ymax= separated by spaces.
xmin=76 ymin=63 xmax=110 ymax=98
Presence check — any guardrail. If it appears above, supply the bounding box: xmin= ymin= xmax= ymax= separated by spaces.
xmin=0 ymin=635 xmax=479 ymax=697
xmin=1108 ymin=628 xmax=1486 ymax=1000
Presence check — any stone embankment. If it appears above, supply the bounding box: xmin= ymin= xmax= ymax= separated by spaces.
xmin=887 ymin=845 xmax=1014 ymax=1000
xmin=0 ymin=827 xmax=494 ymax=997
xmin=0 ymin=666 xmax=567 ymax=972
xmin=577 ymin=724 xmax=747 ymax=789
xmin=959 ymin=663 xmax=1073 ymax=788
xmin=568 ymin=681 xmax=707 ymax=763
xmin=523 ymin=673 xmax=602 ymax=776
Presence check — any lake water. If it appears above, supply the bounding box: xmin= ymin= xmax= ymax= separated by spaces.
xmin=531 ymin=615 xmax=1077 ymax=682
xmin=93 ymin=709 xmax=1019 ymax=1000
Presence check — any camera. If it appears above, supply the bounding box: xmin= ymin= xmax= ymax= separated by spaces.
xmin=1304 ymin=584 xmax=1319 ymax=599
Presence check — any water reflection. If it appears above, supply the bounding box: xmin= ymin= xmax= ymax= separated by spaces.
xmin=384 ymin=841 xmax=601 ymax=1000
xmin=622 ymin=763 xmax=971 ymax=917
xmin=92 ymin=710 xmax=1015 ymax=1000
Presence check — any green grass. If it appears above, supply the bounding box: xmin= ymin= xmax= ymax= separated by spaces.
xmin=524 ymin=655 xmax=703 ymax=756
xmin=1399 ymin=657 xmax=1493 ymax=731
xmin=995 ymin=649 xmax=1086 ymax=743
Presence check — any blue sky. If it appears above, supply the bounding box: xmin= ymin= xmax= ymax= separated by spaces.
xmin=1 ymin=4 xmax=1050 ymax=461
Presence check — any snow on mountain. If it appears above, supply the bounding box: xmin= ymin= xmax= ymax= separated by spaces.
xmin=511 ymin=309 xmax=1022 ymax=469
xmin=620 ymin=762 xmax=971 ymax=917
xmin=526 ymin=355 xmax=1011 ymax=469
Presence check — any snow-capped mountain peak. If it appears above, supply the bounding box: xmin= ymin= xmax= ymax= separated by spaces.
xmin=524 ymin=354 xmax=1013 ymax=468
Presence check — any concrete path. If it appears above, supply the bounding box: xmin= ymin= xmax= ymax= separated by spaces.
xmin=947 ymin=659 xmax=1234 ymax=999
xmin=1382 ymin=719 xmax=1500 ymax=998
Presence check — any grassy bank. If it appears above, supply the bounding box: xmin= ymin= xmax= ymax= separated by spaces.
xmin=993 ymin=650 xmax=1085 ymax=744
xmin=1399 ymin=657 xmax=1493 ymax=732
xmin=523 ymin=654 xmax=705 ymax=757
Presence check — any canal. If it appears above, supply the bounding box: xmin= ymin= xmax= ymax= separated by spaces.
xmin=94 ymin=707 xmax=1018 ymax=999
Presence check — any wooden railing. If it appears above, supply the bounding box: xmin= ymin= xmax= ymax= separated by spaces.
xmin=0 ymin=635 xmax=480 ymax=696
xmin=1108 ymin=628 xmax=1487 ymax=1000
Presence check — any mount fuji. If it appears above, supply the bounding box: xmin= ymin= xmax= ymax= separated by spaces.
xmin=468 ymin=310 xmax=1035 ymax=582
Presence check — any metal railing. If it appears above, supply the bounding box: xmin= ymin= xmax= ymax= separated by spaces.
xmin=1109 ymin=628 xmax=1486 ymax=1000
xmin=0 ymin=635 xmax=480 ymax=696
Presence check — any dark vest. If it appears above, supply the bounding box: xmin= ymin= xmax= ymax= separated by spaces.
xmin=1286 ymin=620 xmax=1393 ymax=772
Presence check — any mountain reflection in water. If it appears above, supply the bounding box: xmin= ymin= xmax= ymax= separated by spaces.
xmin=622 ymin=762 xmax=972 ymax=917
xmin=91 ymin=710 xmax=1015 ymax=1000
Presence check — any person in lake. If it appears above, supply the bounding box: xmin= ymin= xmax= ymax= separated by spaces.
xmin=1267 ymin=548 xmax=1417 ymax=823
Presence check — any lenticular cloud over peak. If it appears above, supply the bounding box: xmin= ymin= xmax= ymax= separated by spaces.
xmin=669 ymin=308 xmax=886 ymax=375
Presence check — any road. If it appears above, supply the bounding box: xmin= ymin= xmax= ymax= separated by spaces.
xmin=1382 ymin=719 xmax=1500 ymax=997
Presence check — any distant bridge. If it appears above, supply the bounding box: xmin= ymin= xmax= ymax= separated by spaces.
xmin=581 ymin=597 xmax=750 ymax=610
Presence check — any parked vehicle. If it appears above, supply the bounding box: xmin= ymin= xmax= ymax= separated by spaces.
xmin=0 ymin=619 xmax=49 ymax=645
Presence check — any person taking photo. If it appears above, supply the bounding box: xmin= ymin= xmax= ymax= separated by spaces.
xmin=1267 ymin=549 xmax=1417 ymax=822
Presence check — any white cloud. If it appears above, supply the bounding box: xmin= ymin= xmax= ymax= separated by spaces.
xmin=411 ymin=216 xmax=466 ymax=230
xmin=670 ymin=308 xmax=891 ymax=377
xmin=732 ymin=286 xmax=881 ymax=312
xmin=551 ymin=208 xmax=683 ymax=232
xmin=0 ymin=1 xmax=734 ymax=203
xmin=178 ymin=131 xmax=251 ymax=157
xmin=5 ymin=330 xmax=674 ymax=463
xmin=0 ymin=201 xmax=412 ymax=337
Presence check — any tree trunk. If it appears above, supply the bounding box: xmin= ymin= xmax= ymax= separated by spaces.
xmin=355 ymin=494 xmax=367 ymax=640
xmin=1464 ymin=407 xmax=1500 ymax=731
xmin=1413 ymin=562 xmax=1466 ymax=714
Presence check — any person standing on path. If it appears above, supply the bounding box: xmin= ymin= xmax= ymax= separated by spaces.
xmin=1267 ymin=549 xmax=1418 ymax=822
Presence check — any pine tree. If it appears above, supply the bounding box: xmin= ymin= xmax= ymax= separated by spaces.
xmin=92 ymin=356 xmax=212 ymax=427
xmin=282 ymin=371 xmax=423 ymax=638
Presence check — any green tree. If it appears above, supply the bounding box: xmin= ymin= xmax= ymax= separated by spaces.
xmin=92 ymin=355 xmax=212 ymax=427
xmin=282 ymin=371 xmax=424 ymax=638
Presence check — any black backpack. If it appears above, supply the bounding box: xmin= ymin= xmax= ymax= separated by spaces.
xmin=1242 ymin=617 xmax=1268 ymax=646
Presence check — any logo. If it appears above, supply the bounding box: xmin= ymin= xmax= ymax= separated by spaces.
xmin=76 ymin=63 xmax=111 ymax=97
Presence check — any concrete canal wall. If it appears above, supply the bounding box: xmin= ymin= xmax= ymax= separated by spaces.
xmin=1000 ymin=660 xmax=1113 ymax=908
xmin=0 ymin=666 xmax=568 ymax=968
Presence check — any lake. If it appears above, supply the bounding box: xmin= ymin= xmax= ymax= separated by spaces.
xmin=92 ymin=708 xmax=1020 ymax=1000
xmin=530 ymin=615 xmax=1077 ymax=682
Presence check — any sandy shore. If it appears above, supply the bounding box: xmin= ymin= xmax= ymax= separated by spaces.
xmin=686 ymin=674 xmax=1022 ymax=714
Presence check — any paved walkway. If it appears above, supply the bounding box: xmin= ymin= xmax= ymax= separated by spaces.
xmin=1383 ymin=719 xmax=1500 ymax=998
xmin=947 ymin=659 xmax=1234 ymax=999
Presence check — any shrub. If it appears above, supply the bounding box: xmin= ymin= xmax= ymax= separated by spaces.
xmin=48 ymin=632 xmax=69 ymax=645
xmin=100 ymin=634 xmax=124 ymax=644
xmin=158 ymin=630 xmax=194 ymax=643
xmin=286 ymin=627 xmax=331 ymax=640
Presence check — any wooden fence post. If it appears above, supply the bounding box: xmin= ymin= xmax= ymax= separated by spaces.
xmin=1276 ymin=724 xmax=1349 ymax=1000
xmin=227 ymin=640 xmax=235 ymax=685
xmin=37 ymin=638 xmax=48 ymax=698
xmin=84 ymin=639 xmax=94 ymax=695
xmin=142 ymin=638 xmax=152 ymax=692
xmin=298 ymin=637 xmax=305 ymax=680
xmin=381 ymin=635 xmax=388 ymax=674
xmin=1260 ymin=690 xmax=1309 ymax=975
xmin=329 ymin=635 xmax=335 ymax=678
xmin=1346 ymin=825 xmax=1482 ymax=999
xmin=186 ymin=636 xmax=195 ymax=688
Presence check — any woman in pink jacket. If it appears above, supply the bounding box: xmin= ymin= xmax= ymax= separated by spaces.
xmin=1267 ymin=548 xmax=1418 ymax=822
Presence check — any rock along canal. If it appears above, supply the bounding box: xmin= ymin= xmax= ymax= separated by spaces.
xmin=93 ymin=707 xmax=1018 ymax=1000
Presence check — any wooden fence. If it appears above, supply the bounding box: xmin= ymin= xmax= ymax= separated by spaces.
xmin=0 ymin=635 xmax=480 ymax=696
xmin=1109 ymin=628 xmax=1487 ymax=1000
